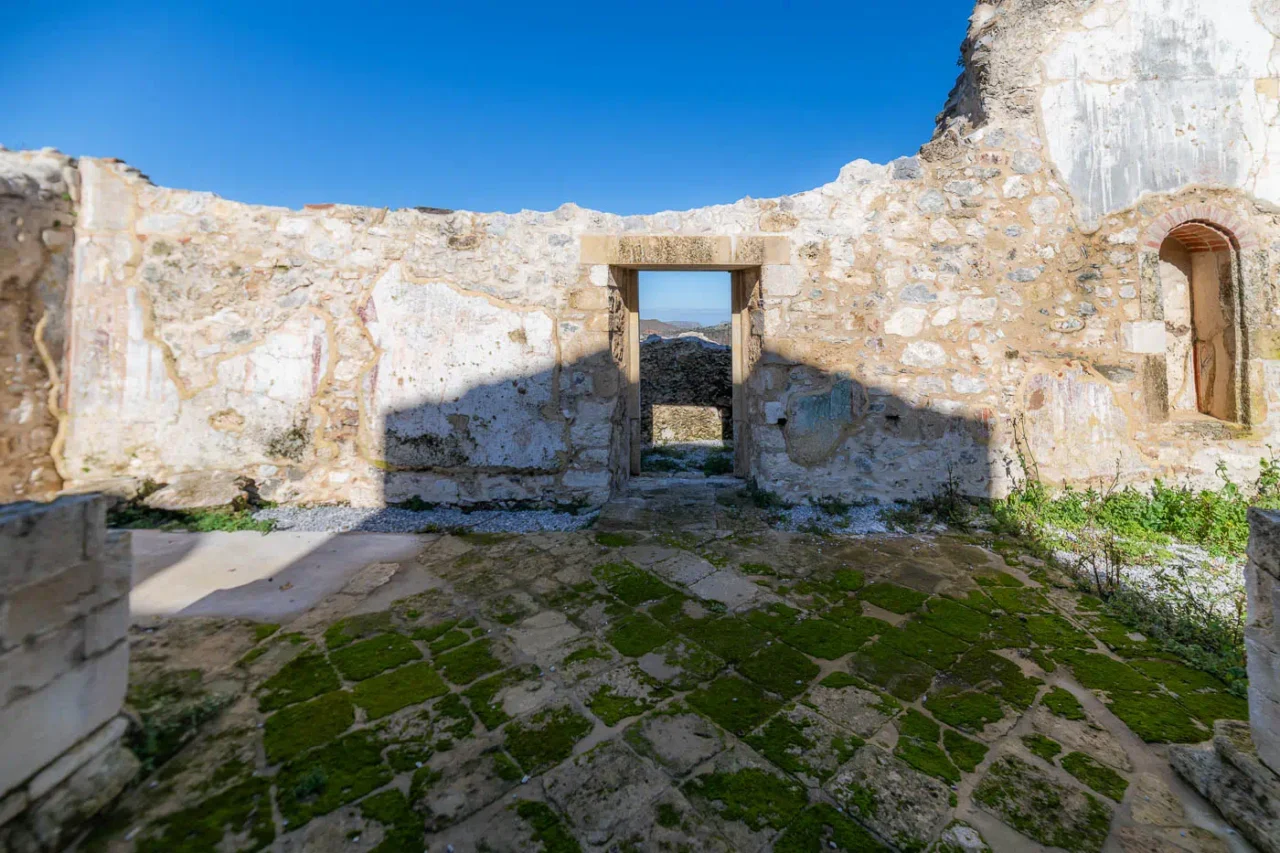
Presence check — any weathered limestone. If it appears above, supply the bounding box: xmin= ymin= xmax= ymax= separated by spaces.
xmin=5 ymin=3 xmax=1280 ymax=508
xmin=0 ymin=149 xmax=77 ymax=501
xmin=1170 ymin=507 xmax=1280 ymax=853
xmin=0 ymin=495 xmax=137 ymax=851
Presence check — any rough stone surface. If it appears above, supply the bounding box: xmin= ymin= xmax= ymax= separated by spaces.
xmin=1171 ymin=720 xmax=1280 ymax=853
xmin=640 ymin=337 xmax=731 ymax=443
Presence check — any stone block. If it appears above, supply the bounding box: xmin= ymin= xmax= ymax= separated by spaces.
xmin=4 ymin=563 xmax=101 ymax=644
xmin=0 ymin=623 xmax=84 ymax=703
xmin=1121 ymin=320 xmax=1166 ymax=354
xmin=0 ymin=640 xmax=128 ymax=798
xmin=1249 ymin=507 xmax=1280 ymax=580
xmin=1246 ymin=560 xmax=1277 ymax=636
xmin=27 ymin=716 xmax=128 ymax=801
xmin=83 ymin=596 xmax=129 ymax=658
xmin=0 ymin=496 xmax=99 ymax=592
xmin=1249 ymin=689 xmax=1280 ymax=776
xmin=0 ymin=788 xmax=28 ymax=830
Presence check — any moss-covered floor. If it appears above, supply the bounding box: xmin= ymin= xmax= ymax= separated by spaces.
xmin=84 ymin=481 xmax=1250 ymax=853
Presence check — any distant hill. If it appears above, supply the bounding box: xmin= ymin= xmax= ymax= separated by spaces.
xmin=640 ymin=319 xmax=732 ymax=346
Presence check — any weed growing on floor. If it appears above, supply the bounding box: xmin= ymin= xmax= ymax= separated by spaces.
xmin=503 ymin=706 xmax=593 ymax=772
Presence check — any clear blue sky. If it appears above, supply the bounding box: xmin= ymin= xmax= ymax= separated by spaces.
xmin=2 ymin=0 xmax=973 ymax=320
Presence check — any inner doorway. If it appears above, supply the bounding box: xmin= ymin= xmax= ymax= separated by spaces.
xmin=635 ymin=271 xmax=735 ymax=476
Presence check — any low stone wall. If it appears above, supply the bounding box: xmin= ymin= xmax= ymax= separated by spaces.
xmin=640 ymin=337 xmax=732 ymax=444
xmin=0 ymin=494 xmax=137 ymax=852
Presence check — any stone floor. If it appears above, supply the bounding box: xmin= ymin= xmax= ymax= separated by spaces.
xmin=79 ymin=480 xmax=1255 ymax=852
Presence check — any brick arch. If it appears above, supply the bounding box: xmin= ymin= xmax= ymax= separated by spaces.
xmin=1141 ymin=204 xmax=1258 ymax=251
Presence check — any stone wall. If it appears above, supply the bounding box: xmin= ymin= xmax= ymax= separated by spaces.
xmin=1246 ymin=507 xmax=1280 ymax=774
xmin=0 ymin=495 xmax=137 ymax=852
xmin=21 ymin=0 xmax=1280 ymax=508
xmin=0 ymin=150 xmax=77 ymax=501
xmin=640 ymin=337 xmax=732 ymax=443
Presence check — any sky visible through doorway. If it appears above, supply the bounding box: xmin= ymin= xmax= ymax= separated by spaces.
xmin=640 ymin=271 xmax=731 ymax=326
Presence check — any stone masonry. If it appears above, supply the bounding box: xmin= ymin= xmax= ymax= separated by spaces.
xmin=10 ymin=1 xmax=1280 ymax=509
xmin=1247 ymin=507 xmax=1280 ymax=774
xmin=0 ymin=495 xmax=138 ymax=852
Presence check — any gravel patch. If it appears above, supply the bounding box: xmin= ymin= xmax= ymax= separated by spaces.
xmin=254 ymin=505 xmax=598 ymax=534
xmin=774 ymin=503 xmax=891 ymax=535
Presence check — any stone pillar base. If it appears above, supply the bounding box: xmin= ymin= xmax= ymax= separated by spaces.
xmin=1170 ymin=720 xmax=1280 ymax=853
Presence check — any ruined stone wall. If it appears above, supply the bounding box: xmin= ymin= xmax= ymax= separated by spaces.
xmin=0 ymin=495 xmax=137 ymax=851
xmin=51 ymin=0 xmax=1280 ymax=506
xmin=639 ymin=337 xmax=732 ymax=443
xmin=0 ymin=150 xmax=77 ymax=501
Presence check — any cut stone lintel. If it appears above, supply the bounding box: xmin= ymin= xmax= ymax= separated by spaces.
xmin=580 ymin=235 xmax=790 ymax=268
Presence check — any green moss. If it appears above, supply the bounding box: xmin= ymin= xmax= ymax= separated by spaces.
xmin=561 ymin=643 xmax=610 ymax=668
xmin=818 ymin=671 xmax=861 ymax=689
xmin=595 ymin=531 xmax=638 ymax=547
xmin=1021 ymin=733 xmax=1063 ymax=762
xmin=859 ymin=583 xmax=928 ymax=614
xmin=1129 ymin=659 xmax=1227 ymax=694
xmin=1060 ymin=752 xmax=1129 ymax=801
xmin=409 ymin=619 xmax=458 ymax=643
xmin=683 ymin=767 xmax=807 ymax=831
xmin=778 ymin=619 xmax=866 ymax=660
xmin=126 ymin=669 xmax=232 ymax=772
xmin=848 ymin=643 xmax=937 ymax=701
xmin=986 ymin=586 xmax=1050 ymax=615
xmin=409 ymin=765 xmax=442 ymax=801
xmin=744 ymin=601 xmax=804 ymax=634
xmin=135 ymin=777 xmax=274 ymax=853
xmin=899 ymin=708 xmax=939 ymax=741
xmin=820 ymin=603 xmax=891 ymax=644
xmin=1030 ymin=649 xmax=1057 ymax=673
xmin=236 ymin=646 xmax=269 ymax=668
xmin=974 ymin=569 xmax=1025 ymax=588
xmin=352 ymin=661 xmax=448 ymax=719
xmin=385 ymin=743 xmax=433 ymax=772
xmin=896 ymin=737 xmax=960 ymax=783
xmin=1025 ymin=614 xmax=1094 ymax=649
xmin=1180 ymin=690 xmax=1249 ymax=726
xmin=1105 ymin=691 xmax=1205 ymax=743
xmin=329 ymin=633 xmax=422 ymax=681
xmin=973 ymin=755 xmax=1112 ymax=853
xmin=258 ymin=654 xmax=340 ymax=711
xmin=655 ymin=801 xmax=682 ymax=828
xmin=943 ymin=729 xmax=988 ymax=773
xmin=264 ymin=691 xmax=354 ymax=763
xmin=492 ymin=750 xmax=524 ymax=781
xmin=738 ymin=642 xmax=821 ymax=698
xmin=503 ymin=706 xmax=593 ymax=772
xmin=1042 ymin=687 xmax=1086 ymax=720
xmin=359 ymin=789 xmax=423 ymax=853
xmin=434 ymin=639 xmax=502 ymax=684
xmin=514 ymin=800 xmax=582 ymax=853
xmin=947 ymin=589 xmax=997 ymax=614
xmin=745 ymin=714 xmax=859 ymax=780
xmin=324 ymin=611 xmax=394 ymax=649
xmin=276 ymin=731 xmax=392 ymax=827
xmin=923 ymin=689 xmax=1004 ymax=732
xmin=425 ymin=630 xmax=467 ymax=654
xmin=251 ymin=623 xmax=280 ymax=643
xmin=588 ymin=682 xmax=669 ymax=726
xmin=593 ymin=561 xmax=674 ymax=605
xmin=919 ymin=598 xmax=990 ymax=642
xmin=1085 ymin=614 xmax=1159 ymax=657
xmin=668 ymin=611 xmax=767 ymax=664
xmin=832 ymin=569 xmax=866 ymax=591
xmin=463 ymin=666 xmax=538 ymax=729
xmin=741 ymin=562 xmax=777 ymax=576
xmin=427 ymin=692 xmax=475 ymax=746
xmin=879 ymin=620 xmax=971 ymax=670
xmin=950 ymin=647 xmax=1042 ymax=709
xmin=773 ymin=802 xmax=890 ymax=852
xmin=687 ymin=676 xmax=782 ymax=734
xmin=606 ymin=614 xmax=673 ymax=657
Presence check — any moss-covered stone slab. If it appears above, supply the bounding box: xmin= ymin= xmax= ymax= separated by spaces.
xmin=624 ymin=709 xmax=726 ymax=777
xmin=131 ymin=776 xmax=275 ymax=853
xmin=918 ymin=597 xmax=990 ymax=642
xmin=682 ymin=745 xmax=808 ymax=852
xmin=434 ymin=638 xmax=505 ymax=684
xmin=636 ymin=638 xmax=725 ymax=690
xmin=772 ymin=802 xmax=892 ymax=852
xmin=848 ymin=642 xmax=937 ymax=701
xmin=744 ymin=703 xmax=863 ymax=786
xmin=859 ymin=582 xmax=929 ymax=614
xmin=257 ymin=653 xmax=340 ymax=711
xmin=580 ymin=664 xmax=672 ymax=726
xmin=541 ymin=739 xmax=673 ymax=845
xmin=824 ymin=744 xmax=952 ymax=852
xmin=687 ymin=675 xmax=782 ymax=735
xmin=329 ymin=632 xmax=422 ymax=681
xmin=973 ymin=754 xmax=1113 ymax=853
xmin=351 ymin=660 xmax=449 ymax=719
xmin=605 ymin=613 xmax=674 ymax=657
xmin=1029 ymin=704 xmax=1132 ymax=771
xmin=275 ymin=730 xmax=393 ymax=828
xmin=263 ymin=690 xmax=355 ymax=763
xmin=878 ymin=619 xmax=971 ymax=670
xmin=413 ymin=735 xmax=525 ymax=831
xmin=737 ymin=641 xmax=820 ymax=698
xmin=503 ymin=704 xmax=594 ymax=774
xmin=805 ymin=675 xmax=901 ymax=737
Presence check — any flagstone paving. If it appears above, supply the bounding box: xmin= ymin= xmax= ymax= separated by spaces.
xmin=82 ymin=481 xmax=1252 ymax=852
